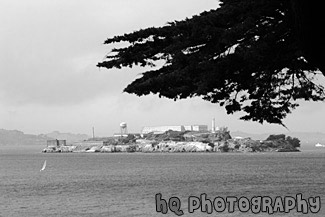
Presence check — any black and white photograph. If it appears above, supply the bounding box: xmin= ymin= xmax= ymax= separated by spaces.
xmin=1 ymin=0 xmax=324 ymax=216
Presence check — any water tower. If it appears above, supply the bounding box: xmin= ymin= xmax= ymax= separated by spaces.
xmin=120 ymin=122 xmax=128 ymax=136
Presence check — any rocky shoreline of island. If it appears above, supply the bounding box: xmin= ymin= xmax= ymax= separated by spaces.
xmin=42 ymin=130 xmax=300 ymax=153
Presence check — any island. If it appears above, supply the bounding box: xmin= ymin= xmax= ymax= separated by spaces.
xmin=42 ymin=128 xmax=300 ymax=153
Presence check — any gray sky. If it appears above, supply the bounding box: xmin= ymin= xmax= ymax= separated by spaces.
xmin=1 ymin=0 xmax=324 ymax=136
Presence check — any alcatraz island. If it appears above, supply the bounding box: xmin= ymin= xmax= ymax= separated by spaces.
xmin=42 ymin=121 xmax=301 ymax=153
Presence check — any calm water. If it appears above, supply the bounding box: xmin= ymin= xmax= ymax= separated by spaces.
xmin=1 ymin=149 xmax=325 ymax=217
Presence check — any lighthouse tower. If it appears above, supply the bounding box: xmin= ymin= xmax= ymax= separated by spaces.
xmin=212 ymin=118 xmax=216 ymax=133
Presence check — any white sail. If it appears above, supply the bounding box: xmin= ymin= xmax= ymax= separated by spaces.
xmin=40 ymin=160 xmax=47 ymax=171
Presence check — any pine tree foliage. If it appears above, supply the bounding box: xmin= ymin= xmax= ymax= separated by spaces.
xmin=97 ymin=0 xmax=325 ymax=125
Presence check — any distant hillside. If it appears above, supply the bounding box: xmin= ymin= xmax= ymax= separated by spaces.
xmin=231 ymin=131 xmax=325 ymax=150
xmin=0 ymin=129 xmax=51 ymax=146
xmin=0 ymin=129 xmax=90 ymax=147
xmin=42 ymin=131 xmax=90 ymax=144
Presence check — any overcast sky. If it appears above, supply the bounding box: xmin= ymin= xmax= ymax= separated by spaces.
xmin=1 ymin=0 xmax=324 ymax=136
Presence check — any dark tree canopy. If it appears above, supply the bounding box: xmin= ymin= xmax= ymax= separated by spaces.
xmin=98 ymin=0 xmax=325 ymax=126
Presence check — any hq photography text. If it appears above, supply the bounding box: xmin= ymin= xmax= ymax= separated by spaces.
xmin=155 ymin=193 xmax=321 ymax=216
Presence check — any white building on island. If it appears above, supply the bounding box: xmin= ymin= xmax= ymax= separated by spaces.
xmin=315 ymin=143 xmax=325 ymax=147
xmin=141 ymin=125 xmax=208 ymax=135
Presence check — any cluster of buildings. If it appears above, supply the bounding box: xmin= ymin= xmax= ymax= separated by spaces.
xmin=46 ymin=119 xmax=225 ymax=147
xmin=118 ymin=118 xmax=220 ymax=136
xmin=141 ymin=125 xmax=208 ymax=135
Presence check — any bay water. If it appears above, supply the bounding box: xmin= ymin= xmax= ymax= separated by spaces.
xmin=1 ymin=149 xmax=325 ymax=216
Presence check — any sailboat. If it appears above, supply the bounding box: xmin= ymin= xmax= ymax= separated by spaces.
xmin=40 ymin=160 xmax=47 ymax=172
